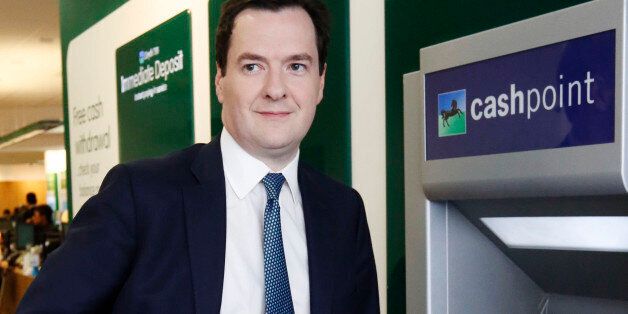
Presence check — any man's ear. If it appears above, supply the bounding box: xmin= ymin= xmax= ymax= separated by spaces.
xmin=317 ymin=63 xmax=327 ymax=104
xmin=215 ymin=63 xmax=225 ymax=103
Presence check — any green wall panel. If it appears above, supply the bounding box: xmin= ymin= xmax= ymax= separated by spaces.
xmin=384 ymin=1 xmax=591 ymax=313
xmin=116 ymin=12 xmax=195 ymax=163
xmin=209 ymin=1 xmax=351 ymax=185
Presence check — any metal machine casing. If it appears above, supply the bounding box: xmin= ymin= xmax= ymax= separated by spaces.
xmin=419 ymin=0 xmax=627 ymax=200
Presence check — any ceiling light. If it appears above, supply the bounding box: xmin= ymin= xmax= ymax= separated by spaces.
xmin=480 ymin=216 xmax=628 ymax=252
xmin=0 ymin=120 xmax=63 ymax=150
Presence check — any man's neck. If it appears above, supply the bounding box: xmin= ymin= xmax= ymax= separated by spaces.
xmin=222 ymin=128 xmax=299 ymax=172
xmin=255 ymin=150 xmax=298 ymax=172
xmin=237 ymin=139 xmax=297 ymax=172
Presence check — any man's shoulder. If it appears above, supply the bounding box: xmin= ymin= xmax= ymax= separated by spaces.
xmin=299 ymin=163 xmax=359 ymax=199
xmin=118 ymin=143 xmax=209 ymax=186
xmin=125 ymin=143 xmax=204 ymax=169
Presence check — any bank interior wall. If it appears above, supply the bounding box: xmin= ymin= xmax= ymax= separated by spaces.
xmin=0 ymin=181 xmax=47 ymax=212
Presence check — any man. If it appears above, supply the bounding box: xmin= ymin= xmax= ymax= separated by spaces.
xmin=30 ymin=205 xmax=57 ymax=243
xmin=18 ymin=0 xmax=378 ymax=313
xmin=17 ymin=192 xmax=37 ymax=223
xmin=30 ymin=205 xmax=62 ymax=261
xmin=30 ymin=205 xmax=53 ymax=228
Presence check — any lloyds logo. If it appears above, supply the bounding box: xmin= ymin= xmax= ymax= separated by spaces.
xmin=438 ymin=89 xmax=467 ymax=137
xmin=138 ymin=46 xmax=160 ymax=64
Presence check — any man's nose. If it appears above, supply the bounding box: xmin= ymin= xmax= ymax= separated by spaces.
xmin=263 ymin=69 xmax=287 ymax=100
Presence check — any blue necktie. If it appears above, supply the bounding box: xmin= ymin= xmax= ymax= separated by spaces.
xmin=262 ymin=173 xmax=294 ymax=314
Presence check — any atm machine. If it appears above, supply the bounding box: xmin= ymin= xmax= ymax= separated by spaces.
xmin=404 ymin=1 xmax=628 ymax=313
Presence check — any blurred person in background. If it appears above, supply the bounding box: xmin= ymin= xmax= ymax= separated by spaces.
xmin=17 ymin=192 xmax=37 ymax=223
xmin=30 ymin=205 xmax=60 ymax=261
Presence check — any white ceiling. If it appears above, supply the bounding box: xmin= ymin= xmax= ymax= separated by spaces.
xmin=0 ymin=0 xmax=63 ymax=164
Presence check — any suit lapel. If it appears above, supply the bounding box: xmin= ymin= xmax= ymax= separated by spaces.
xmin=183 ymin=139 xmax=226 ymax=314
xmin=299 ymin=165 xmax=337 ymax=313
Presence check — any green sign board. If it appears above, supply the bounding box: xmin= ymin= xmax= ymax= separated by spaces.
xmin=116 ymin=11 xmax=194 ymax=163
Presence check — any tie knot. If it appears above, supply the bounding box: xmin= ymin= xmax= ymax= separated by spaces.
xmin=262 ymin=173 xmax=285 ymax=200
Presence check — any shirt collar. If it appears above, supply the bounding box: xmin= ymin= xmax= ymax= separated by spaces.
xmin=221 ymin=128 xmax=300 ymax=204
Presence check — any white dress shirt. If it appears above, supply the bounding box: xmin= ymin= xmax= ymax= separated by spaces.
xmin=219 ymin=128 xmax=310 ymax=314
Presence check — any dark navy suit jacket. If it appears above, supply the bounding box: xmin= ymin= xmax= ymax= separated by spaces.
xmin=18 ymin=137 xmax=379 ymax=313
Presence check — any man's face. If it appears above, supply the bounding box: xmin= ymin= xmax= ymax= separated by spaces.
xmin=215 ymin=7 xmax=326 ymax=162
xmin=32 ymin=211 xmax=44 ymax=226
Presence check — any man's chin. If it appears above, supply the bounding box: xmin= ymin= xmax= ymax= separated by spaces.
xmin=258 ymin=138 xmax=299 ymax=155
xmin=261 ymin=141 xmax=293 ymax=152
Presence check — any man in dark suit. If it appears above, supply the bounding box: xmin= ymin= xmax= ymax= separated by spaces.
xmin=18 ymin=0 xmax=379 ymax=313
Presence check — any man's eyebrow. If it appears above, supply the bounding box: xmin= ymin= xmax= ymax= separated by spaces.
xmin=285 ymin=53 xmax=313 ymax=63
xmin=236 ymin=52 xmax=313 ymax=64
xmin=236 ymin=52 xmax=268 ymax=63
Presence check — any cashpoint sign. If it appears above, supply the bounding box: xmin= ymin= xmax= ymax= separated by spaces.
xmin=425 ymin=30 xmax=615 ymax=160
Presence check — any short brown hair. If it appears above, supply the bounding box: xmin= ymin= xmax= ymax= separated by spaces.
xmin=215 ymin=0 xmax=330 ymax=76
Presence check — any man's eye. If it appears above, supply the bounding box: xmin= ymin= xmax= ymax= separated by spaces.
xmin=243 ymin=64 xmax=261 ymax=73
xmin=289 ymin=63 xmax=306 ymax=72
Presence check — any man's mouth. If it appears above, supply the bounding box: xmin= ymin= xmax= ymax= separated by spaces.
xmin=257 ymin=111 xmax=291 ymax=118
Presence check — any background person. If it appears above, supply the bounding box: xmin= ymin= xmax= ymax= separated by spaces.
xmin=17 ymin=192 xmax=37 ymax=223
xmin=30 ymin=205 xmax=60 ymax=262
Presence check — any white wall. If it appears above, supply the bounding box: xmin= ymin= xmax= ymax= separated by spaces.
xmin=0 ymin=164 xmax=46 ymax=181
xmin=350 ymin=0 xmax=387 ymax=312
